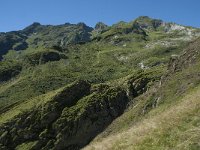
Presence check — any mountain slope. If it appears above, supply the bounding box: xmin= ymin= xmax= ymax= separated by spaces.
xmin=84 ymin=38 xmax=200 ymax=149
xmin=83 ymin=86 xmax=200 ymax=150
xmin=1 ymin=16 xmax=200 ymax=111
xmin=0 ymin=16 xmax=200 ymax=150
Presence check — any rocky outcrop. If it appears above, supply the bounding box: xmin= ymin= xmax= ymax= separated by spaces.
xmin=0 ymin=22 xmax=93 ymax=60
xmin=93 ymin=21 xmax=147 ymax=44
xmin=0 ymin=80 xmax=91 ymax=150
xmin=22 ymin=22 xmax=93 ymax=48
xmin=125 ymin=69 xmax=163 ymax=99
xmin=0 ymin=32 xmax=28 ymax=59
xmin=0 ymin=66 xmax=164 ymax=150
xmin=52 ymin=87 xmax=128 ymax=150
xmin=22 ymin=22 xmax=43 ymax=35
xmin=168 ymin=38 xmax=200 ymax=72
xmin=24 ymin=50 xmax=67 ymax=65
xmin=135 ymin=16 xmax=163 ymax=30
xmin=0 ymin=80 xmax=130 ymax=150
xmin=94 ymin=22 xmax=108 ymax=33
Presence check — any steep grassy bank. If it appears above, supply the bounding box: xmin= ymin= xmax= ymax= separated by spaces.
xmin=83 ymin=38 xmax=200 ymax=150
xmin=83 ymin=85 xmax=200 ymax=150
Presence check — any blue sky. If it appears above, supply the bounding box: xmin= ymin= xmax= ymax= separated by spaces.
xmin=0 ymin=0 xmax=199 ymax=32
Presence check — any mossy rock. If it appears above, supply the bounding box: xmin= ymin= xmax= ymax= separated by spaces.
xmin=0 ymin=60 xmax=22 ymax=82
xmin=24 ymin=50 xmax=67 ymax=65
xmin=53 ymin=86 xmax=129 ymax=149
xmin=0 ymin=80 xmax=91 ymax=149
xmin=0 ymin=81 xmax=129 ymax=150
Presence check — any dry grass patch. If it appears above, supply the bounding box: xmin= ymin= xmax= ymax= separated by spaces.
xmin=83 ymin=86 xmax=200 ymax=150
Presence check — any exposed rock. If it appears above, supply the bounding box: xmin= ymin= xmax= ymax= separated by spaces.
xmin=95 ymin=22 xmax=108 ymax=31
xmin=0 ymin=22 xmax=93 ymax=60
xmin=0 ymin=80 xmax=91 ymax=149
xmin=53 ymin=87 xmax=129 ymax=149
xmin=138 ymin=62 xmax=149 ymax=70
xmin=168 ymin=38 xmax=200 ymax=72
xmin=135 ymin=16 xmax=163 ymax=30
xmin=0 ymin=32 xmax=28 ymax=59
xmin=22 ymin=22 xmax=42 ymax=35
xmin=125 ymin=70 xmax=163 ymax=99
xmin=168 ymin=23 xmax=185 ymax=31
xmin=0 ymin=80 xmax=136 ymax=149
xmin=145 ymin=40 xmax=177 ymax=49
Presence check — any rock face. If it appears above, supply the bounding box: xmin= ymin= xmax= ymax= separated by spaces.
xmin=95 ymin=22 xmax=108 ymax=32
xmin=0 ymin=80 xmax=130 ymax=150
xmin=93 ymin=21 xmax=147 ymax=43
xmin=0 ymin=32 xmax=28 ymax=59
xmin=22 ymin=22 xmax=43 ymax=35
xmin=0 ymin=22 xmax=93 ymax=60
xmin=135 ymin=16 xmax=163 ymax=30
xmin=168 ymin=38 xmax=200 ymax=72
xmin=53 ymin=87 xmax=128 ymax=150
xmin=22 ymin=22 xmax=93 ymax=48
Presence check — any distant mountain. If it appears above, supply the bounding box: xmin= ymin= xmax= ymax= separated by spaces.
xmin=0 ymin=22 xmax=93 ymax=59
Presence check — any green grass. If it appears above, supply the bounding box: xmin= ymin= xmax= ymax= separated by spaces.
xmin=0 ymin=88 xmax=59 ymax=125
xmin=83 ymin=38 xmax=200 ymax=149
xmin=0 ymin=30 xmax=189 ymax=113
xmin=15 ymin=141 xmax=37 ymax=150
xmin=83 ymin=84 xmax=200 ymax=150
xmin=1 ymin=17 xmax=200 ymax=150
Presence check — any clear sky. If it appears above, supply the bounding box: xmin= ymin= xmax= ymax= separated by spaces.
xmin=0 ymin=0 xmax=199 ymax=32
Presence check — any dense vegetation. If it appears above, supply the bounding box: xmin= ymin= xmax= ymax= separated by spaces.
xmin=0 ymin=16 xmax=200 ymax=149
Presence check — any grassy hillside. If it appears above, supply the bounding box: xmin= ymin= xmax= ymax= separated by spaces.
xmin=1 ymin=16 xmax=199 ymax=111
xmin=0 ymin=16 xmax=200 ymax=149
xmin=84 ymin=86 xmax=200 ymax=150
xmin=83 ymin=38 xmax=200 ymax=150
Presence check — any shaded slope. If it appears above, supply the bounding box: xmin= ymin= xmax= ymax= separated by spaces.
xmin=0 ymin=32 xmax=28 ymax=59
xmin=0 ymin=67 xmax=163 ymax=150
xmin=0 ymin=81 xmax=128 ymax=150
